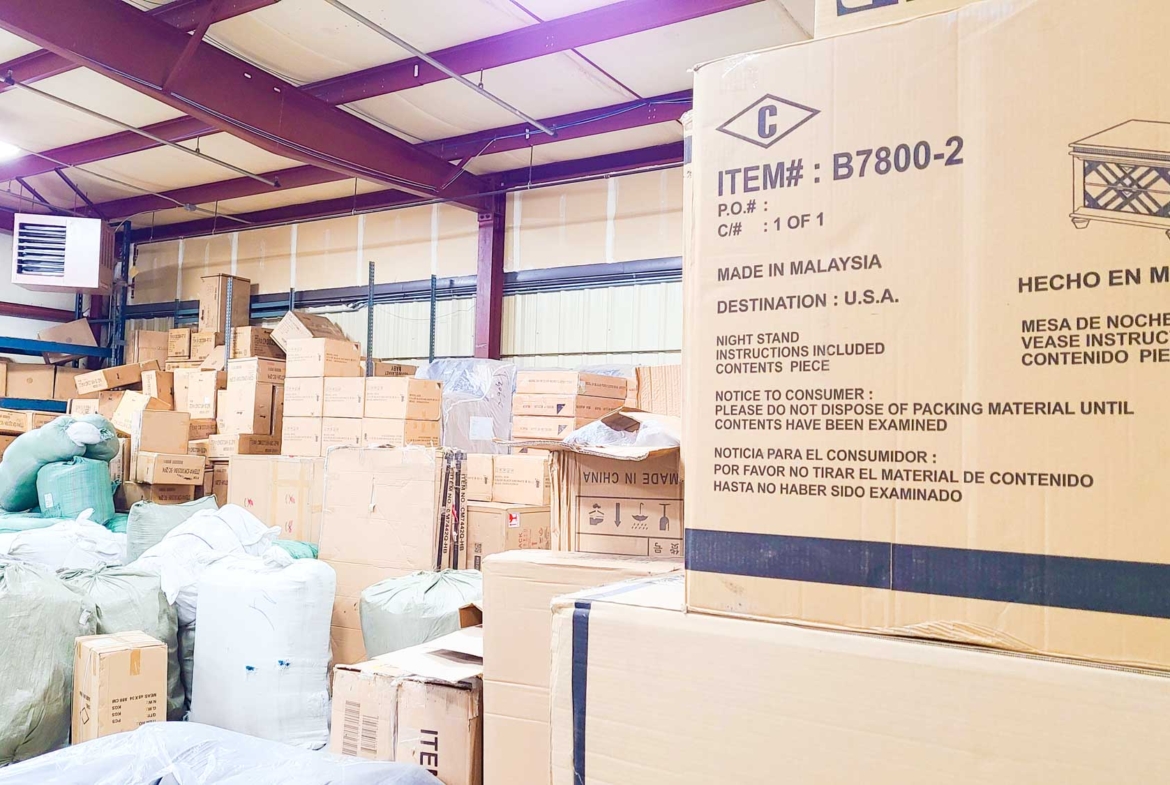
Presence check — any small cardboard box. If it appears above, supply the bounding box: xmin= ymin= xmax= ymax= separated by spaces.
xmin=228 ymin=455 xmax=326 ymax=542
xmin=172 ymin=368 xmax=200 ymax=412
xmin=286 ymin=338 xmax=361 ymax=378
xmin=189 ymin=331 xmax=223 ymax=361
xmin=227 ymin=357 xmax=285 ymax=386
xmin=512 ymin=393 xmax=616 ymax=420
xmin=322 ymin=417 xmax=362 ymax=452
xmin=361 ymin=418 xmax=440 ymax=448
xmin=0 ymin=409 xmax=35 ymax=435
xmin=200 ymin=350 xmax=227 ymax=372
xmin=188 ymin=418 xmax=217 ymax=440
xmin=165 ymin=359 xmax=203 ymax=371
xmin=69 ymin=398 xmax=101 ymax=416
xmin=0 ymin=434 xmax=14 ymax=458
xmin=139 ymin=370 xmax=174 ymax=408
xmin=72 ymin=631 xmax=167 ymax=743
xmin=511 ymin=415 xmax=589 ymax=441
xmin=115 ymin=482 xmax=195 ymax=509
xmin=185 ymin=371 xmax=226 ymax=418
xmin=209 ymin=462 xmax=229 ymax=506
xmin=188 ymin=439 xmax=210 ymax=457
xmin=207 ymin=434 xmax=281 ymax=459
xmin=129 ymin=409 xmax=190 ymax=456
xmin=284 ymin=376 xmax=325 ymax=418
xmin=168 ymin=328 xmax=192 ymax=359
xmin=364 ymin=378 xmax=441 ymax=421
xmin=53 ymin=367 xmax=85 ymax=401
xmin=330 ymin=627 xmax=483 ymax=785
xmin=198 ymin=274 xmax=250 ymax=334
xmin=360 ymin=360 xmax=419 ymax=378
xmin=76 ymin=364 xmax=140 ymax=395
xmin=130 ymin=330 xmax=169 ymax=365
xmin=465 ymin=454 xmax=494 ymax=502
xmin=31 ymin=412 xmax=56 ymax=429
xmin=97 ymin=391 xmax=126 ymax=421
xmin=634 ymin=365 xmax=681 ymax=417
xmin=323 ymin=377 xmax=365 ymax=418
xmin=514 ymin=370 xmax=626 ymax=400
xmin=215 ymin=391 xmax=228 ymax=433
xmin=111 ymin=392 xmax=171 ymax=436
xmin=231 ymin=326 xmax=284 ymax=359
xmin=137 ymin=360 xmax=163 ymax=375
xmin=7 ymin=364 xmax=56 ymax=399
xmin=219 ymin=382 xmax=277 ymax=436
xmin=466 ymin=502 xmax=549 ymax=570
xmin=271 ymin=310 xmax=348 ymax=351
xmin=136 ymin=452 xmax=205 ymax=485
xmin=491 ymin=454 xmax=550 ymax=506
xmin=282 ymin=416 xmax=322 ymax=457
xmin=108 ymin=437 xmax=129 ymax=484
xmin=37 ymin=318 xmax=96 ymax=364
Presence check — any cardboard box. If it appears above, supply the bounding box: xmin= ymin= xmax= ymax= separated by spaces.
xmin=108 ymin=437 xmax=129 ymax=484
xmin=551 ymin=574 xmax=1170 ymax=785
xmin=282 ymin=416 xmax=322 ymax=457
xmin=97 ymin=391 xmax=125 ymax=420
xmin=684 ymin=0 xmax=1170 ymax=669
xmin=363 ymin=377 xmax=441 ymax=421
xmin=511 ymin=393 xmax=616 ymax=420
xmin=7 ymin=363 xmax=55 ymax=399
xmin=69 ymin=398 xmax=101 ymax=416
xmin=323 ymin=417 xmax=363 ymax=451
xmin=514 ymin=370 xmax=627 ymax=400
xmin=164 ymin=359 xmax=203 ymax=371
xmin=481 ymin=551 xmax=680 ymax=785
xmin=465 ymin=454 xmax=493 ymax=502
xmin=511 ymin=415 xmax=589 ymax=441
xmin=188 ymin=418 xmax=217 ymax=440
xmin=209 ymin=462 xmax=229 ymax=506
xmin=330 ymin=628 xmax=483 ymax=785
xmin=72 ymin=631 xmax=166 ymax=743
xmin=322 ymin=377 xmax=365 ymax=418
xmin=491 ymin=454 xmax=550 ymax=506
xmin=361 ymin=418 xmax=440 ymax=448
xmin=129 ymin=409 xmax=189 ymax=457
xmin=38 ymin=318 xmax=97 ymax=364
xmin=198 ymin=274 xmax=250 ymax=334
xmin=271 ymin=310 xmax=348 ymax=351
xmin=227 ymin=357 xmax=285 ymax=386
xmin=188 ymin=439 xmax=210 ymax=457
xmin=228 ymin=455 xmax=326 ymax=542
xmin=130 ymin=330 xmax=169 ymax=365
xmin=283 ymin=376 xmax=325 ymax=418
xmin=200 ymin=350 xmax=227 ymax=372
xmin=220 ymin=381 xmax=277 ymax=436
xmin=110 ymin=391 xmax=171 ymax=436
xmin=53 ymin=367 xmax=85 ymax=401
xmin=137 ymin=359 xmax=163 ymax=375
xmin=168 ymin=328 xmax=192 ymax=359
xmin=634 ymin=364 xmax=682 ymax=417
xmin=189 ymin=331 xmax=223 ymax=361
xmin=139 ymin=370 xmax=174 ymax=408
xmin=136 ymin=452 xmax=205 ymax=485
xmin=207 ymin=434 xmax=281 ymax=459
xmin=362 ymin=360 xmax=418 ymax=378
xmin=171 ymin=368 xmax=198 ymax=412
xmin=466 ymin=502 xmax=549 ymax=570
xmin=185 ymin=371 xmax=225 ymax=418
xmin=0 ymin=433 xmax=14 ymax=458
xmin=231 ymin=326 xmax=283 ymax=359
xmin=31 ymin=412 xmax=55 ymax=429
xmin=76 ymin=364 xmax=140 ymax=395
xmin=286 ymin=338 xmax=361 ymax=378
xmin=815 ymin=0 xmax=975 ymax=37
xmin=115 ymin=482 xmax=195 ymax=509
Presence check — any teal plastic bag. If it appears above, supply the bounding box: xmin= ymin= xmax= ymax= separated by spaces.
xmin=272 ymin=539 xmax=318 ymax=559
xmin=36 ymin=457 xmax=116 ymax=525
xmin=0 ymin=511 xmax=68 ymax=534
xmin=360 ymin=570 xmax=482 ymax=658
xmin=0 ymin=415 xmax=118 ymax=513
xmin=104 ymin=513 xmax=129 ymax=534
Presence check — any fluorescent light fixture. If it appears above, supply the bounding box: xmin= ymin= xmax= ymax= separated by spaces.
xmin=0 ymin=139 xmax=21 ymax=161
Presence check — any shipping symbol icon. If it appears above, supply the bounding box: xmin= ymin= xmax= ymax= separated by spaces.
xmin=717 ymin=94 xmax=820 ymax=149
xmin=1069 ymin=120 xmax=1170 ymax=240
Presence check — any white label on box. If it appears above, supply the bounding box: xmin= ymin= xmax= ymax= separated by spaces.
xmin=469 ymin=416 xmax=494 ymax=441
xmin=507 ymin=512 xmax=520 ymax=529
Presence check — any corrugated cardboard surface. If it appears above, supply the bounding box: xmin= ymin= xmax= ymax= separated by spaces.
xmin=481 ymin=551 xmax=680 ymax=785
xmin=634 ymin=365 xmax=682 ymax=417
xmin=228 ymin=455 xmax=326 ymax=543
xmin=815 ymin=0 xmax=977 ymax=37
xmin=551 ymin=575 xmax=1170 ymax=784
xmin=685 ymin=0 xmax=1170 ymax=669
xmin=72 ymin=631 xmax=167 ymax=743
xmin=491 ymin=454 xmax=550 ymax=506
xmin=466 ymin=502 xmax=549 ymax=571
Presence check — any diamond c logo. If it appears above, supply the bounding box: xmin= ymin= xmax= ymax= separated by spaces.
xmin=837 ymin=0 xmax=899 ymax=15
xmin=716 ymin=95 xmax=820 ymax=149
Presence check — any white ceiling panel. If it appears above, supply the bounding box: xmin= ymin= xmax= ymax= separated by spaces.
xmin=197 ymin=178 xmax=385 ymax=216
xmin=0 ymin=27 xmax=39 ymax=62
xmin=465 ymin=120 xmax=681 ymax=174
xmin=508 ymin=0 xmax=623 ymax=21
xmin=352 ymin=51 xmax=633 ymax=143
xmin=578 ymin=2 xmax=811 ymax=98
xmin=209 ymin=0 xmax=530 ymax=85
xmin=0 ymin=68 xmax=185 ymax=152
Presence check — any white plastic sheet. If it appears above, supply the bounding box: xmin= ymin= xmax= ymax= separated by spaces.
xmin=0 ymin=721 xmax=442 ymax=784
xmin=2 ymin=515 xmax=125 ymax=570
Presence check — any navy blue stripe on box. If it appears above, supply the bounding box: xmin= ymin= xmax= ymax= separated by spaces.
xmin=571 ymin=601 xmax=591 ymax=785
xmin=686 ymin=529 xmax=1170 ymax=620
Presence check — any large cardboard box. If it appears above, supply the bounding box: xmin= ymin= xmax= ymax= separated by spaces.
xmin=7 ymin=363 xmax=55 ymax=398
xmin=189 ymin=331 xmax=223 ymax=361
xmin=188 ymin=417 xmax=216 ymax=440
xmin=0 ymin=409 xmax=35 ymax=435
xmin=109 ymin=437 xmax=129 ymax=485
xmin=466 ymin=502 xmax=549 ymax=570
xmin=227 ymin=357 xmax=285 ymax=386
xmin=330 ymin=628 xmax=483 ymax=785
xmin=515 ymin=370 xmax=627 ymax=400
xmin=634 ymin=364 xmax=682 ymax=417
xmin=492 ymin=454 xmax=550 ymax=506
xmin=231 ymin=326 xmax=283 ymax=359
xmin=129 ymin=409 xmax=190 ymax=457
xmin=220 ymin=381 xmax=277 ymax=436
xmin=207 ymin=462 xmax=230 ymax=507
xmin=286 ymin=338 xmax=361 ymax=378
xmin=76 ymin=363 xmax=140 ymax=395
xmin=511 ymin=415 xmax=589 ymax=441
xmin=168 ymin=328 xmax=192 ymax=359
xmin=130 ymin=330 xmax=170 ymax=365
xmin=363 ymin=377 xmax=441 ymax=420
xmin=322 ymin=417 xmax=362 ymax=451
xmin=284 ymin=376 xmax=325 ymax=418
xmin=323 ymin=377 xmax=365 ymax=418
xmin=53 ymin=367 xmax=85 ymax=401
xmin=550 ymin=575 xmax=1170 ymax=785
xmin=110 ymin=391 xmax=171 ymax=436
xmin=140 ymin=370 xmax=174 ymax=408
xmin=282 ymin=416 xmax=322 ymax=457
xmin=97 ymin=391 xmax=125 ymax=421
xmin=362 ymin=360 xmax=418 ymax=378
xmin=115 ymin=482 xmax=195 ymax=509
xmin=815 ymin=0 xmax=976 ymax=37
xmin=465 ymin=454 xmax=494 ymax=502
xmin=38 ymin=318 xmax=97 ymax=364
xmin=198 ymin=274 xmax=250 ymax=334
xmin=228 ymin=455 xmax=326 ymax=542
xmin=361 ymin=418 xmax=440 ymax=448
xmin=512 ymin=393 xmax=615 ymax=420
xmin=684 ymin=0 xmax=1170 ymax=670
xmin=271 ymin=310 xmax=348 ymax=351
xmin=185 ymin=371 xmax=226 ymax=418
xmin=68 ymin=398 xmax=100 ymax=416
xmin=72 ymin=631 xmax=167 ymax=743
xmin=207 ymin=434 xmax=281 ymax=459
xmin=136 ymin=452 xmax=205 ymax=485
xmin=481 ymin=551 xmax=680 ymax=785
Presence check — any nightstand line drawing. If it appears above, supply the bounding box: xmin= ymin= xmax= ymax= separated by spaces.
xmin=1069 ymin=120 xmax=1170 ymax=240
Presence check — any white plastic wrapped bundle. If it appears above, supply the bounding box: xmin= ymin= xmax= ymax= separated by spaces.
xmin=2 ymin=514 xmax=126 ymax=570
xmin=189 ymin=553 xmax=336 ymax=749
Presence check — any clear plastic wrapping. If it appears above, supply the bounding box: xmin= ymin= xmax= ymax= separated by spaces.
xmin=417 ymin=359 xmax=517 ymax=454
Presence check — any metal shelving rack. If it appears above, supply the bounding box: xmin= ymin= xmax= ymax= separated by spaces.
xmin=0 ymin=338 xmax=110 ymax=414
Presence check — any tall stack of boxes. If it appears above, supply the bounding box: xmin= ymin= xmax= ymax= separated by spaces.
xmin=510 ymin=370 xmax=626 ymax=440
xmin=463 ymin=452 xmax=551 ymax=571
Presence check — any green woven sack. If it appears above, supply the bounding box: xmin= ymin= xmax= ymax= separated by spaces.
xmin=0 ymin=415 xmax=118 ymax=513
xmin=125 ymin=495 xmax=219 ymax=563
xmin=272 ymin=539 xmax=319 ymax=559
xmin=36 ymin=457 xmax=116 ymax=525
xmin=360 ymin=570 xmax=483 ymax=658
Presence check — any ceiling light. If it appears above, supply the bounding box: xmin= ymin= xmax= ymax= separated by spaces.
xmin=0 ymin=140 xmax=21 ymax=161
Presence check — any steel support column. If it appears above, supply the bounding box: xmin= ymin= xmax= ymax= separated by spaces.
xmin=474 ymin=194 xmax=506 ymax=360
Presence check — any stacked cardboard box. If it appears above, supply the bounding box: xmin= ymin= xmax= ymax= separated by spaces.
xmin=461 ymin=453 xmax=553 ymax=570
xmin=511 ymin=371 xmax=626 ymax=440
xmin=226 ymin=454 xmax=326 ymax=542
